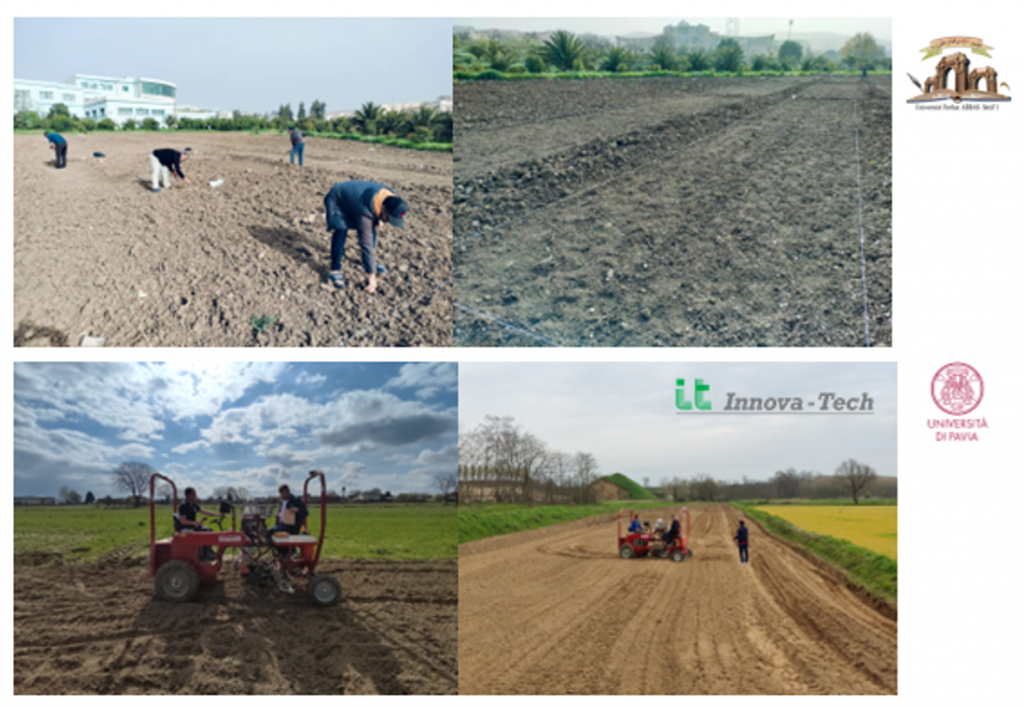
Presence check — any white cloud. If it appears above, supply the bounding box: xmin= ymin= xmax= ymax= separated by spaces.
xmin=171 ymin=439 xmax=211 ymax=455
xmin=296 ymin=371 xmax=328 ymax=387
xmin=385 ymin=362 xmax=458 ymax=399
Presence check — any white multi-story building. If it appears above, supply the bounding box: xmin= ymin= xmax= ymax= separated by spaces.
xmin=14 ymin=74 xmax=180 ymax=126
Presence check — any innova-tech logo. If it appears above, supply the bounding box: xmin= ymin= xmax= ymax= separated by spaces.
xmin=928 ymin=362 xmax=988 ymax=441
xmin=675 ymin=379 xmax=874 ymax=413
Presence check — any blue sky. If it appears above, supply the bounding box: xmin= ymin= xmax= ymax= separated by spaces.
xmin=460 ymin=363 xmax=897 ymax=483
xmin=14 ymin=362 xmax=458 ymax=499
xmin=14 ymin=18 xmax=452 ymax=113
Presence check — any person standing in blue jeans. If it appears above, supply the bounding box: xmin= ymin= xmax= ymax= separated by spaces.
xmin=288 ymin=126 xmax=305 ymax=165
xmin=735 ymin=520 xmax=750 ymax=565
xmin=45 ymin=131 xmax=67 ymax=169
xmin=323 ymin=180 xmax=408 ymax=293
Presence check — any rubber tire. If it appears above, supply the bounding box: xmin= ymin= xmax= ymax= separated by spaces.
xmin=619 ymin=544 xmax=634 ymax=559
xmin=155 ymin=560 xmax=200 ymax=602
xmin=308 ymin=574 xmax=342 ymax=607
xmin=688 ymin=549 xmax=693 ymax=559
xmin=671 ymin=549 xmax=685 ymax=563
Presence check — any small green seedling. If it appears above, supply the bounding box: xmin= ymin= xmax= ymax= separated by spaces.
xmin=250 ymin=315 xmax=276 ymax=333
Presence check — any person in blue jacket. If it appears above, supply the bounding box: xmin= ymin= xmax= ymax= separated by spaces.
xmin=45 ymin=131 xmax=67 ymax=169
xmin=628 ymin=513 xmax=642 ymax=533
xmin=735 ymin=520 xmax=750 ymax=565
xmin=323 ymin=180 xmax=408 ymax=293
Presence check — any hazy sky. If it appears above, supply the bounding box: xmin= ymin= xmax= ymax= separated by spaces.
xmin=14 ymin=18 xmax=453 ymax=113
xmin=456 ymin=17 xmax=891 ymax=41
xmin=461 ymin=363 xmax=897 ymax=484
xmin=14 ymin=362 xmax=458 ymax=499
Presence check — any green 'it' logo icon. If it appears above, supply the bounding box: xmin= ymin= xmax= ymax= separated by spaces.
xmin=676 ymin=379 xmax=711 ymax=411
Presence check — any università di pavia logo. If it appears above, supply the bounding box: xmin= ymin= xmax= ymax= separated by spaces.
xmin=928 ymin=362 xmax=987 ymax=441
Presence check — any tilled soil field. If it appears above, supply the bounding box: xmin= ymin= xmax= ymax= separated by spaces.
xmin=14 ymin=133 xmax=453 ymax=347
xmin=459 ymin=504 xmax=896 ymax=694
xmin=454 ymin=76 xmax=892 ymax=347
xmin=14 ymin=557 xmax=457 ymax=694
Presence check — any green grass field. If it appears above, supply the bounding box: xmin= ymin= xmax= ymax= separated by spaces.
xmin=14 ymin=503 xmax=457 ymax=562
xmin=459 ymin=500 xmax=665 ymax=544
xmin=735 ymin=502 xmax=897 ymax=602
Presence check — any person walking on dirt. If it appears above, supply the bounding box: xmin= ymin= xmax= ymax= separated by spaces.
xmin=735 ymin=520 xmax=750 ymax=565
xmin=288 ymin=126 xmax=305 ymax=166
xmin=150 ymin=147 xmax=192 ymax=193
xmin=323 ymin=180 xmax=408 ymax=293
xmin=45 ymin=131 xmax=68 ymax=169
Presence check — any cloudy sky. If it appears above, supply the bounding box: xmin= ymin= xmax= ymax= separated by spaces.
xmin=14 ymin=18 xmax=452 ymax=113
xmin=14 ymin=362 xmax=458 ymax=499
xmin=460 ymin=363 xmax=896 ymax=483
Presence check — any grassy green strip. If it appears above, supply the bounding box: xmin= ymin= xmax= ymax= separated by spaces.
xmin=455 ymin=69 xmax=892 ymax=81
xmin=306 ymin=131 xmax=451 ymax=152
xmin=15 ymin=128 xmax=452 ymax=152
xmin=459 ymin=500 xmax=663 ymax=544
xmin=15 ymin=504 xmax=457 ymax=562
xmin=734 ymin=502 xmax=897 ymax=601
xmin=602 ymin=473 xmax=655 ymax=500
xmin=750 ymin=497 xmax=897 ymax=506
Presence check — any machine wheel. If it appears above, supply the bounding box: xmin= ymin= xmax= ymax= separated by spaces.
xmin=155 ymin=560 xmax=200 ymax=602
xmin=308 ymin=574 xmax=342 ymax=607
xmin=619 ymin=544 xmax=634 ymax=559
xmin=671 ymin=549 xmax=685 ymax=563
xmin=688 ymin=549 xmax=693 ymax=559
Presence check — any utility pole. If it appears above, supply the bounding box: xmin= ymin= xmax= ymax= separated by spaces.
xmin=787 ymin=19 xmax=794 ymax=40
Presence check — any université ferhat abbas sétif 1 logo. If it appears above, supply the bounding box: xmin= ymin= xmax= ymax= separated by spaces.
xmin=928 ymin=363 xmax=988 ymax=442
xmin=907 ymin=36 xmax=1011 ymax=104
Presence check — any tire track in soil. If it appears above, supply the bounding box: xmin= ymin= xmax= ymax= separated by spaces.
xmin=14 ymin=559 xmax=456 ymax=694
xmin=454 ymin=77 xmax=891 ymax=348
xmin=458 ymin=503 xmax=895 ymax=694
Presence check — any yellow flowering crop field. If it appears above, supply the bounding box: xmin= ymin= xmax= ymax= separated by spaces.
xmin=754 ymin=505 xmax=897 ymax=559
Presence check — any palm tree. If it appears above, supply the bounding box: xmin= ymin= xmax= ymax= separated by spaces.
xmin=543 ymin=30 xmax=586 ymax=71
xmin=600 ymin=46 xmax=634 ymax=72
xmin=482 ymin=39 xmax=518 ymax=71
xmin=687 ymin=49 xmax=712 ymax=72
xmin=650 ymin=45 xmax=678 ymax=71
xmin=352 ymin=101 xmax=384 ymax=135
xmin=376 ymin=110 xmax=406 ymax=137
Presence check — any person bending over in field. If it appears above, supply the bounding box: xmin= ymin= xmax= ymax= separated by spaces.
xmin=288 ymin=126 xmax=306 ymax=166
xmin=734 ymin=520 xmax=749 ymax=565
xmin=149 ymin=147 xmax=192 ymax=193
xmin=323 ymin=180 xmax=408 ymax=293
xmin=45 ymin=131 xmax=68 ymax=169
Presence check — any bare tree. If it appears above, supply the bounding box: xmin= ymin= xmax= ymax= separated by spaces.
xmin=833 ymin=459 xmax=877 ymax=505
xmin=156 ymin=482 xmax=173 ymax=504
xmin=111 ymin=461 xmax=154 ymax=507
xmin=643 ymin=476 xmax=650 ymax=490
xmin=435 ymin=471 xmax=458 ymax=504
xmin=59 ymin=485 xmax=82 ymax=504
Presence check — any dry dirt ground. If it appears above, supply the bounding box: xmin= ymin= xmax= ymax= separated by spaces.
xmin=14 ymin=557 xmax=457 ymax=695
xmin=13 ymin=132 xmax=452 ymax=347
xmin=454 ymin=76 xmax=892 ymax=347
xmin=458 ymin=503 xmax=896 ymax=695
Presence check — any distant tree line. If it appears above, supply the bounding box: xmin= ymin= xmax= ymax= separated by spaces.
xmin=659 ymin=459 xmax=891 ymax=505
xmin=454 ymin=29 xmax=889 ymax=75
xmin=14 ymin=99 xmax=452 ymax=145
xmin=459 ymin=415 xmax=600 ymax=505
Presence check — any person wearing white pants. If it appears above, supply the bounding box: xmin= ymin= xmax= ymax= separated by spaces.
xmin=149 ymin=148 xmax=192 ymax=193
